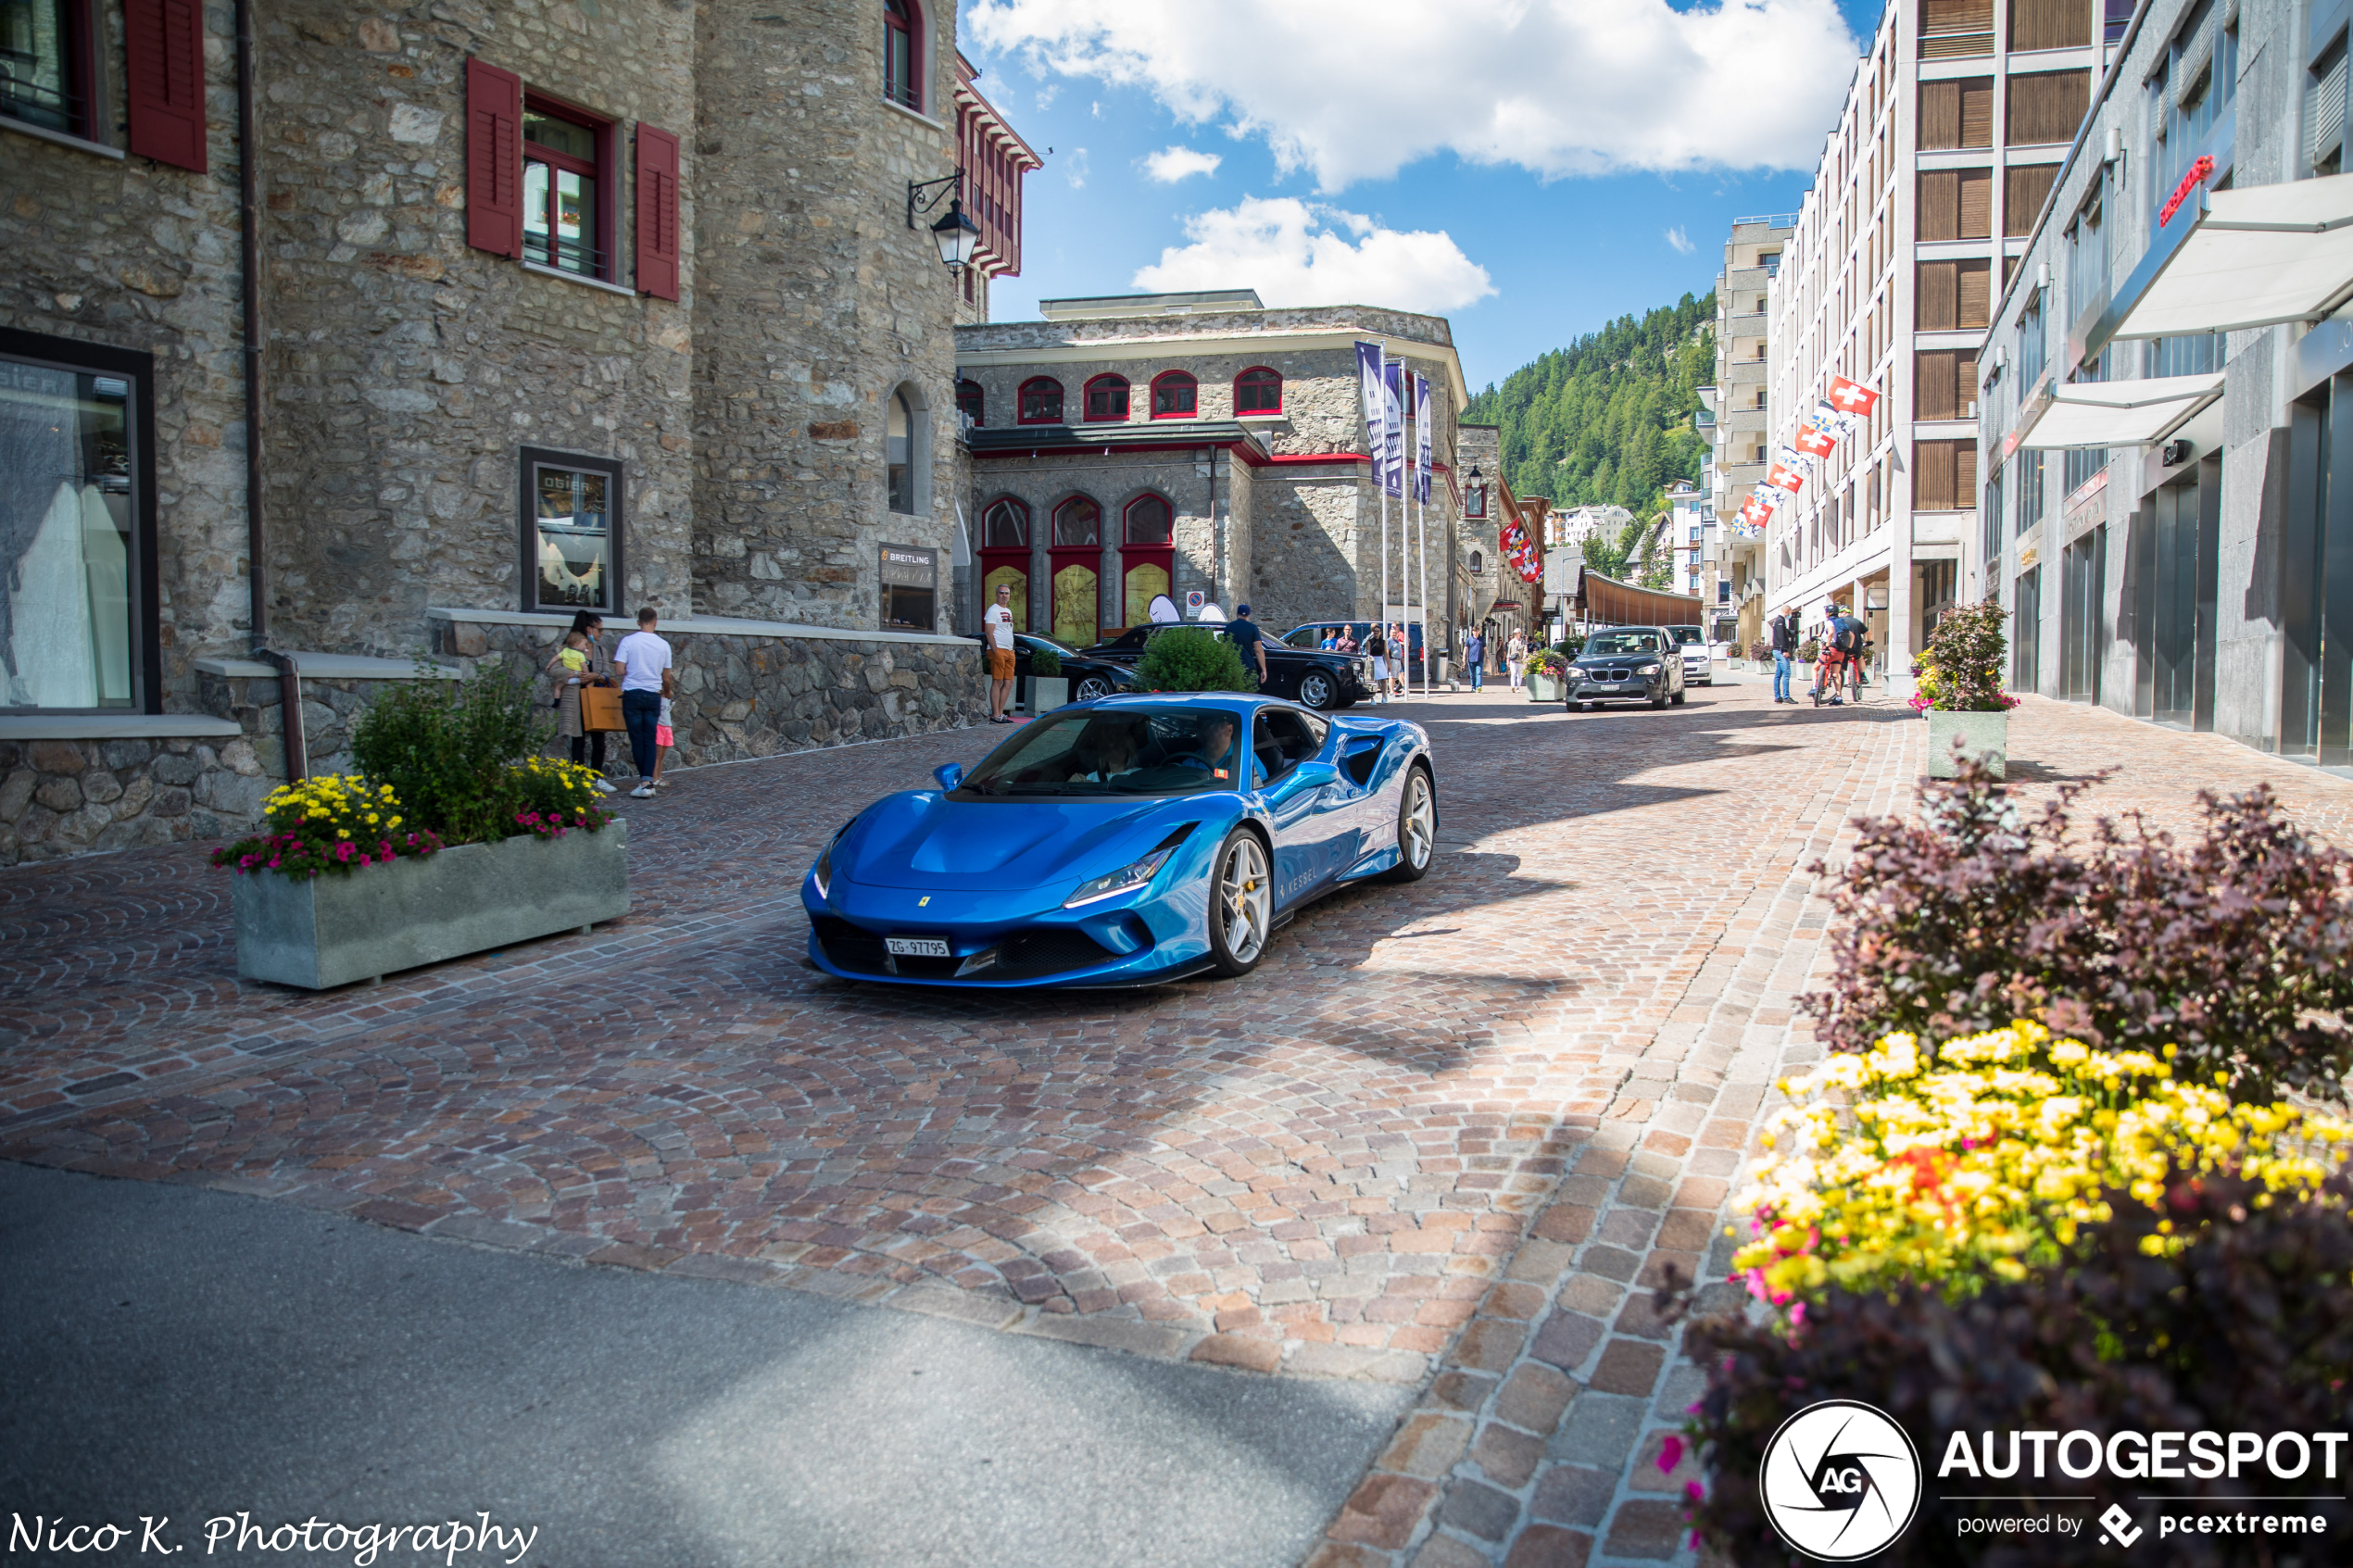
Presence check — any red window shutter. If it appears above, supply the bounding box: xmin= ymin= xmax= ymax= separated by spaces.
xmin=635 ymin=123 xmax=682 ymax=300
xmin=124 ymin=0 xmax=208 ymax=172
xmin=465 ymin=57 xmax=524 ymax=258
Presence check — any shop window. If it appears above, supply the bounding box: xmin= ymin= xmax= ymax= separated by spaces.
xmin=978 ymin=497 xmax=1030 ymax=631
xmin=883 ymin=0 xmax=921 ymax=112
xmin=1 ymin=0 xmax=93 ymax=140
xmin=1082 ymin=374 xmax=1129 ymax=422
xmin=0 ymin=329 xmax=152 ymax=712
xmin=522 ymin=446 xmax=622 ymax=613
xmin=1050 ymin=496 xmax=1101 ymax=646
xmin=1120 ymin=495 xmax=1172 ymax=626
xmin=1018 ymin=376 xmax=1063 ymax=425
xmin=880 ymin=544 xmax=936 ymax=633
xmin=1235 ymin=367 xmax=1282 ymax=415
xmin=522 ymin=99 xmax=614 ymax=280
xmin=1150 ymin=370 xmax=1197 ymax=419
xmin=956 ymin=378 xmax=984 ymax=428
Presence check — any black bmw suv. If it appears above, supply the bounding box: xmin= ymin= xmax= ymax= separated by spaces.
xmin=1566 ymin=626 xmax=1687 ymax=711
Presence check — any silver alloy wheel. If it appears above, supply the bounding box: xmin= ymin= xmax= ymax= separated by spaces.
xmin=1076 ymin=674 xmax=1115 ymax=702
xmin=1220 ymin=835 xmax=1271 ymax=963
xmin=1399 ymin=769 xmax=1434 ymax=870
xmin=1297 ymin=671 xmax=1335 ymax=709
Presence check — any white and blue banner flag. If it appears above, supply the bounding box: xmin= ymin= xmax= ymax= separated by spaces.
xmin=1414 ymin=374 xmax=1432 ymax=506
xmin=1356 ymin=342 xmax=1386 ymax=455
xmin=1382 ymin=361 xmax=1404 ymax=499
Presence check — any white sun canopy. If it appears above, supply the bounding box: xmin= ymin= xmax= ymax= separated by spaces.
xmin=2112 ymin=175 xmax=2353 ymax=339
xmin=2015 ymin=372 xmax=2225 ymax=449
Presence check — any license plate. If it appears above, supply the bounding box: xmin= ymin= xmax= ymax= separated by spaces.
xmin=886 ymin=936 xmax=951 ymax=958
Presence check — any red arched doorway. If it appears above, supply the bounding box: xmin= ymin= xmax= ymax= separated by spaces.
xmin=978 ymin=497 xmax=1030 ymax=632
xmin=1049 ymin=495 xmax=1102 ymax=646
xmin=1120 ymin=494 xmax=1175 ymax=630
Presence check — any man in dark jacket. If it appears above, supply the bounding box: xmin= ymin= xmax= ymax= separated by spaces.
xmin=1768 ymin=606 xmax=1800 ymax=705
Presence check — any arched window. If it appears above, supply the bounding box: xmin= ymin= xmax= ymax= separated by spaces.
xmin=1082 ymin=374 xmax=1129 ymax=422
xmin=1018 ymin=377 xmax=1063 ymax=425
xmin=1469 ymin=550 xmax=1484 ymax=574
xmin=1052 ymin=495 xmax=1101 ymax=546
xmin=887 ymin=388 xmax=916 ymax=515
xmin=883 ymin=0 xmax=920 ymax=111
xmin=1150 ymin=370 xmax=1197 ymax=420
xmin=1123 ymin=495 xmax=1172 ymax=544
xmin=1235 ymin=366 xmax=1282 ymax=415
xmin=982 ymin=497 xmax=1028 ymax=547
xmin=956 ymin=379 xmax=984 ymax=428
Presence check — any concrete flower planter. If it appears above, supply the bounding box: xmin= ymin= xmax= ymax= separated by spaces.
xmin=1028 ymin=675 xmax=1069 ymax=712
xmin=1926 ymin=709 xmax=2008 ymax=779
xmin=232 ymin=821 xmax=630 ymax=989
xmin=1528 ymin=672 xmax=1563 ymax=702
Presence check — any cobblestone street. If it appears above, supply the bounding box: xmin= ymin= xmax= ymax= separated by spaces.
xmin=9 ymin=679 xmax=2353 ymax=1565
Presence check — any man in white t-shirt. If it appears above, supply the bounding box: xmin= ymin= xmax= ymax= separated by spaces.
xmin=611 ymin=608 xmax=675 ymax=798
xmin=982 ymin=582 xmax=1018 ymax=724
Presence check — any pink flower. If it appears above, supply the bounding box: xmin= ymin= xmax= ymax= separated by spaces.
xmin=1658 ymin=1436 xmax=1684 ymax=1473
xmin=1684 ymin=1480 xmax=1705 ymax=1504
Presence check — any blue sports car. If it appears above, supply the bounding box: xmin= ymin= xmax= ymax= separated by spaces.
xmin=803 ymin=693 xmax=1438 ymax=987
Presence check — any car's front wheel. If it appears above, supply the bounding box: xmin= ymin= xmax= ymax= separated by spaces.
xmin=1296 ymin=670 xmax=1337 ymax=709
xmin=1378 ymin=763 xmax=1436 ymax=884
xmin=1074 ymin=673 xmax=1117 ymax=702
xmin=1206 ymin=829 xmax=1274 ymax=977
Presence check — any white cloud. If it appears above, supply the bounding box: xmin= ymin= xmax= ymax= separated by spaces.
xmin=1063 ymin=147 xmax=1089 ymax=188
xmin=967 ymin=0 xmax=1858 ymax=191
xmin=1142 ymin=145 xmax=1224 ymax=182
xmin=1665 ymin=226 xmax=1694 ymax=254
xmin=1132 ymin=196 xmax=1495 ymax=315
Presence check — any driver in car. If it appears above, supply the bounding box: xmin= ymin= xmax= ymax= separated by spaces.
xmin=1073 ymin=722 xmax=1140 ymax=784
xmin=1168 ymin=716 xmax=1238 ymax=782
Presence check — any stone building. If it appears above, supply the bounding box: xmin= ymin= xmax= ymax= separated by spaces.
xmin=0 ymin=0 xmax=1033 ymax=864
xmin=951 ymin=290 xmax=1469 ymax=649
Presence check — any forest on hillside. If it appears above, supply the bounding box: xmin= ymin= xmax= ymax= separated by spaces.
xmin=1462 ymin=294 xmax=1716 ymax=514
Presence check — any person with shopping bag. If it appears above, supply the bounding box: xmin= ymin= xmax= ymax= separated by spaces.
xmin=547 ymin=610 xmax=620 ymax=793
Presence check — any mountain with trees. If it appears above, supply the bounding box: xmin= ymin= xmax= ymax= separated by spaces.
xmin=1462 ymin=294 xmax=1716 ymax=516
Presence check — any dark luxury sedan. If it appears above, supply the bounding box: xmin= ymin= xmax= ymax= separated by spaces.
xmin=968 ymin=633 xmax=1138 ymax=705
xmin=1566 ymin=626 xmax=1687 ymax=711
xmin=1084 ymin=621 xmax=1371 ymax=710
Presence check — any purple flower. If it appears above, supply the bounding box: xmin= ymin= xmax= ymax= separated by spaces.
xmin=1658 ymin=1436 xmax=1684 ymax=1473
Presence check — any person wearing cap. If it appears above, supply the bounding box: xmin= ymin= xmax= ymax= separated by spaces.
xmin=1227 ymin=603 xmax=1269 ymax=687
xmin=1768 ymin=603 xmax=1801 ymax=705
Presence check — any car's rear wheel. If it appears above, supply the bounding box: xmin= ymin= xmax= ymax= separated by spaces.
xmin=1206 ymin=829 xmax=1273 ymax=977
xmin=1378 ymin=763 xmax=1436 ymax=884
xmin=1074 ymin=673 xmax=1116 ymax=702
xmin=1296 ymin=670 xmax=1337 ymax=709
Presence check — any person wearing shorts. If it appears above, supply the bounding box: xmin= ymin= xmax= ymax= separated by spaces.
xmin=983 ymin=583 xmax=1018 ymax=723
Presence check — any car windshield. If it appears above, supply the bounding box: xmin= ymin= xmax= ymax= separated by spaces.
xmin=1667 ymin=627 xmax=1705 ymax=646
xmin=957 ymin=708 xmax=1242 ymax=797
xmin=1583 ymin=633 xmax=1659 ymax=658
xmin=1024 ymin=633 xmax=1081 ymax=655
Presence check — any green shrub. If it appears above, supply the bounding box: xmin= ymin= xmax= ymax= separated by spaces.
xmin=1795 ymin=636 xmax=1820 ymax=661
xmin=1133 ymin=627 xmax=1255 ymax=693
xmin=351 ymin=662 xmax=551 ymax=847
xmin=1030 ymin=645 xmax=1062 ymax=676
xmin=1553 ymin=633 xmax=1586 ymax=659
xmin=1913 ymin=596 xmax=2012 ymax=712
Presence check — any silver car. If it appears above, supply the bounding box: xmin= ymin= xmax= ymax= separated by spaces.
xmin=1665 ymin=624 xmax=1712 ymax=687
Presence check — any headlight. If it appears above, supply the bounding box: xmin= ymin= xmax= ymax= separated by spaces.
xmin=812 ymin=817 xmax=857 ymax=898
xmin=1063 ymin=847 xmax=1176 ymax=908
xmin=1639 ymin=662 xmax=1661 ymax=674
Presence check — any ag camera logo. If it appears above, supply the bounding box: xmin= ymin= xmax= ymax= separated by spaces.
xmin=1760 ymin=1399 xmax=1923 ymax=1561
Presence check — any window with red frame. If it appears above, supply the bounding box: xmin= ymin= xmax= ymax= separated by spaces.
xmin=1235 ymin=367 xmax=1282 ymax=415
xmin=981 ymin=497 xmax=1028 ymax=546
xmin=883 ymin=0 xmax=920 ymax=111
xmin=1018 ymin=377 xmax=1063 ymax=424
xmin=1150 ymin=371 xmax=1197 ymax=420
xmin=522 ymin=99 xmax=610 ymax=279
xmin=957 ymin=379 xmax=984 ymax=428
xmin=1083 ymin=375 xmax=1129 ymax=421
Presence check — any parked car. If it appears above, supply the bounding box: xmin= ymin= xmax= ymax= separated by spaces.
xmin=1665 ymin=624 xmax=1712 ymax=686
xmin=803 ymin=694 xmax=1437 ymax=987
xmin=1566 ymin=626 xmax=1687 ymax=711
xmin=967 ymin=632 xmax=1136 ymax=705
xmin=1086 ymin=621 xmax=1370 ymax=710
xmin=1278 ymin=621 xmax=1427 ymax=663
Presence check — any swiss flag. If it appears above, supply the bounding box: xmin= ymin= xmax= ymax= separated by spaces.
xmin=1829 ymin=375 xmax=1880 ymax=417
xmin=1794 ymin=426 xmax=1838 ymax=457
xmin=1768 ymin=462 xmax=1806 ymax=493
xmin=1741 ymin=495 xmax=1773 ymax=528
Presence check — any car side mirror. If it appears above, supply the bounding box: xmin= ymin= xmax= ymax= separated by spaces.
xmin=934 ymin=762 xmax=963 ymax=792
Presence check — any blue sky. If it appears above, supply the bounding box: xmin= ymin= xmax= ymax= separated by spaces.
xmin=960 ymin=0 xmax=1888 ymax=394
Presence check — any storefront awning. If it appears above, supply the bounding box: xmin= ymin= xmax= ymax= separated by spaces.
xmin=2015 ymin=372 xmax=2224 ymax=450
xmin=2110 ymin=176 xmax=2353 ymax=340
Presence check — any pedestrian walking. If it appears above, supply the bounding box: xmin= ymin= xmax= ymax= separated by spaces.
xmin=546 ymin=611 xmax=619 ymax=793
xmin=1390 ymin=623 xmax=1410 ymax=698
xmin=1335 ymin=625 xmax=1359 ymax=655
xmin=611 ymin=607 xmax=675 ymax=798
xmin=1227 ymin=604 xmax=1270 ymax=687
xmin=1463 ymin=627 xmax=1484 ymax=692
xmin=1366 ymin=624 xmax=1389 ymax=703
xmin=1768 ymin=605 xmax=1800 ymax=705
xmin=983 ymin=582 xmax=1018 ymax=723
xmin=1506 ymin=630 xmax=1528 ymax=691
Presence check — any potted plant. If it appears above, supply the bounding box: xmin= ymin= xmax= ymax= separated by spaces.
xmin=1028 ymin=643 xmax=1069 ymax=712
xmin=1909 ymin=596 xmax=2018 ymax=777
xmin=1794 ymin=634 xmax=1819 ymax=688
xmin=215 ymin=665 xmax=629 ymax=988
xmin=1744 ymin=638 xmax=1768 ymax=672
xmin=1526 ymin=650 xmax=1567 ymax=702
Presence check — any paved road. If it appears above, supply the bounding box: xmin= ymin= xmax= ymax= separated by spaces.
xmin=0 ymin=1160 xmax=1411 ymax=1567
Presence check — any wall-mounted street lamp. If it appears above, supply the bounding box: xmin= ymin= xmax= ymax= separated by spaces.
xmin=908 ymin=173 xmax=980 ymax=270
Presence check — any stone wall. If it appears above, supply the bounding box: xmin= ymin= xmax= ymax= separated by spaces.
xmin=967 ymin=450 xmax=1227 ymax=638
xmin=0 ymin=735 xmax=270 ymax=866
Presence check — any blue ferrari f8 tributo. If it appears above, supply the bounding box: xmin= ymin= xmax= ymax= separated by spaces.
xmin=803 ymin=693 xmax=1437 ymax=987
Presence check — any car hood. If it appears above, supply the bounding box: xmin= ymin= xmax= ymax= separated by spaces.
xmin=841 ymin=791 xmax=1220 ymax=892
